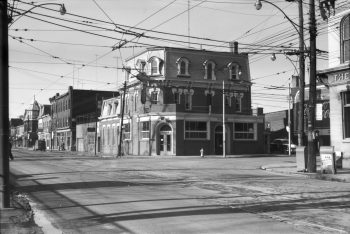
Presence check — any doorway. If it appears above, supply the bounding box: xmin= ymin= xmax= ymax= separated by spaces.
xmin=159 ymin=124 xmax=172 ymax=156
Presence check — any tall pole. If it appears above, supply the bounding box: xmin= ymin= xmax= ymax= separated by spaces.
xmin=117 ymin=82 xmax=127 ymax=157
xmin=222 ymin=80 xmax=226 ymax=158
xmin=298 ymin=0 xmax=305 ymax=146
xmin=307 ymin=0 xmax=317 ymax=172
xmin=0 ymin=0 xmax=11 ymax=208
xmin=288 ymin=83 xmax=291 ymax=156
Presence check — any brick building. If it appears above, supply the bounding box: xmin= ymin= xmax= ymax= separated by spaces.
xmin=99 ymin=46 xmax=265 ymax=156
xmin=49 ymin=86 xmax=118 ymax=151
xmin=37 ymin=104 xmax=51 ymax=150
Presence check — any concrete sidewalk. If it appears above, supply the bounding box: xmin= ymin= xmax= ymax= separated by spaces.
xmin=261 ymin=161 xmax=350 ymax=183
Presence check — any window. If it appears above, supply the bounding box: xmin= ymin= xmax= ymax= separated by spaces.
xmin=203 ymin=60 xmax=216 ymax=80
xmin=185 ymin=121 xmax=207 ymax=139
xmin=342 ymin=91 xmax=350 ymax=138
xmin=228 ymin=62 xmax=241 ymax=80
xmin=176 ymin=57 xmax=190 ymax=76
xmin=174 ymin=92 xmax=180 ymax=104
xmin=234 ymin=123 xmax=255 ymax=140
xmin=151 ymin=91 xmax=158 ymax=104
xmin=185 ymin=93 xmax=192 ymax=110
xmin=140 ymin=122 xmax=150 ymax=139
xmin=234 ymin=93 xmax=243 ymax=112
xmin=112 ymin=126 xmax=115 ymax=145
xmin=149 ymin=57 xmax=163 ymax=75
xmin=234 ymin=97 xmax=242 ymax=112
xmin=151 ymin=59 xmax=158 ymax=74
xmin=225 ymin=95 xmax=232 ymax=107
xmin=122 ymin=123 xmax=131 ymax=140
xmin=341 ymin=14 xmax=350 ymax=63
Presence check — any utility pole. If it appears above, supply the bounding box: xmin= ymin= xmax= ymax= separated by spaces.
xmin=222 ymin=81 xmax=226 ymax=158
xmin=117 ymin=82 xmax=127 ymax=157
xmin=0 ymin=0 xmax=11 ymax=208
xmin=307 ymin=0 xmax=317 ymax=172
xmin=297 ymin=0 xmax=305 ymax=147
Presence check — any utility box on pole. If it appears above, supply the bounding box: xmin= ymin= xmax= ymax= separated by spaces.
xmin=296 ymin=146 xmax=307 ymax=172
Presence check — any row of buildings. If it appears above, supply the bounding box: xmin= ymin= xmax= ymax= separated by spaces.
xmin=9 ymin=3 xmax=349 ymax=167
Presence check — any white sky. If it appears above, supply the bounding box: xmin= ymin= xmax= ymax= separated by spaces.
xmin=8 ymin=0 xmax=332 ymax=118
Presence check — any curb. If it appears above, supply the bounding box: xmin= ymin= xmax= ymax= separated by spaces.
xmin=261 ymin=165 xmax=350 ymax=183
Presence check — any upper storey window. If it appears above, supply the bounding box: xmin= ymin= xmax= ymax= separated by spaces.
xmin=203 ymin=60 xmax=216 ymax=80
xmin=227 ymin=62 xmax=241 ymax=80
xmin=176 ymin=57 xmax=190 ymax=77
xmin=148 ymin=57 xmax=163 ymax=76
xmin=341 ymin=14 xmax=350 ymax=63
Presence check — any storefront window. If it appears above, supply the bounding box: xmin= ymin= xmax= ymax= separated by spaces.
xmin=234 ymin=122 xmax=256 ymax=140
xmin=185 ymin=121 xmax=207 ymax=139
xmin=342 ymin=91 xmax=350 ymax=138
xmin=123 ymin=123 xmax=131 ymax=140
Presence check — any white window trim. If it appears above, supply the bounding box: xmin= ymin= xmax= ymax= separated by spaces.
xmin=341 ymin=14 xmax=350 ymax=64
xmin=148 ymin=57 xmax=163 ymax=76
xmin=140 ymin=121 xmax=150 ymax=140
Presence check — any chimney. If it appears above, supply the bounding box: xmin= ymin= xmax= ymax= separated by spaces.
xmin=229 ymin=41 xmax=239 ymax=54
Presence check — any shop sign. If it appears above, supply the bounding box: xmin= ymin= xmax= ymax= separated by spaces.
xmin=330 ymin=71 xmax=350 ymax=84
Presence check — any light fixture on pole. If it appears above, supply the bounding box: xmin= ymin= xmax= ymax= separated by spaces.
xmin=254 ymin=0 xmax=306 ymax=148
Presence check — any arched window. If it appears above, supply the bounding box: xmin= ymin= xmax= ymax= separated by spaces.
xmin=148 ymin=57 xmax=163 ymax=75
xmin=176 ymin=57 xmax=190 ymax=76
xmin=227 ymin=62 xmax=241 ymax=80
xmin=341 ymin=14 xmax=350 ymax=63
xmin=203 ymin=60 xmax=216 ymax=80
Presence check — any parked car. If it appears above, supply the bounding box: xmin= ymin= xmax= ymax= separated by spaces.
xmin=270 ymin=138 xmax=296 ymax=154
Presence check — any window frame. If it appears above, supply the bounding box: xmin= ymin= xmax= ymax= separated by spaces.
xmin=140 ymin=121 xmax=150 ymax=139
xmin=176 ymin=57 xmax=190 ymax=77
xmin=203 ymin=60 xmax=216 ymax=80
xmin=234 ymin=122 xmax=257 ymax=141
xmin=228 ymin=62 xmax=241 ymax=80
xmin=184 ymin=121 xmax=208 ymax=140
xmin=342 ymin=91 xmax=350 ymax=139
xmin=341 ymin=14 xmax=350 ymax=64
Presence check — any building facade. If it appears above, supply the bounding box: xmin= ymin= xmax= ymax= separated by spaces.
xmin=37 ymin=104 xmax=52 ymax=150
xmin=23 ymin=99 xmax=40 ymax=148
xmin=49 ymin=86 xmax=118 ymax=151
xmin=318 ymin=2 xmax=350 ymax=167
xmin=99 ymin=46 xmax=265 ymax=156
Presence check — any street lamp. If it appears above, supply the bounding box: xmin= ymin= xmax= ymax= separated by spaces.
xmin=8 ymin=3 xmax=66 ymax=26
xmin=255 ymin=0 xmax=306 ymax=148
xmin=0 ymin=0 xmax=67 ymax=208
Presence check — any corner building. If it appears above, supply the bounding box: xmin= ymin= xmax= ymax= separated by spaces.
xmin=318 ymin=3 xmax=350 ymax=168
xmin=100 ymin=46 xmax=265 ymax=156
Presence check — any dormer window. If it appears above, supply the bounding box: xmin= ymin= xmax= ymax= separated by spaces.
xmin=148 ymin=57 xmax=163 ymax=76
xmin=341 ymin=14 xmax=350 ymax=63
xmin=228 ymin=62 xmax=241 ymax=80
xmin=176 ymin=57 xmax=190 ymax=76
xmin=203 ymin=60 xmax=216 ymax=80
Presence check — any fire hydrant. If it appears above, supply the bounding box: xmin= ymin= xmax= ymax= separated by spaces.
xmin=200 ymin=148 xmax=204 ymax=158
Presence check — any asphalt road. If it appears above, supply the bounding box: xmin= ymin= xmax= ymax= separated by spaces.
xmin=9 ymin=149 xmax=350 ymax=234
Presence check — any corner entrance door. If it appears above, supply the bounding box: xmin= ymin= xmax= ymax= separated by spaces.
xmin=159 ymin=125 xmax=172 ymax=156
